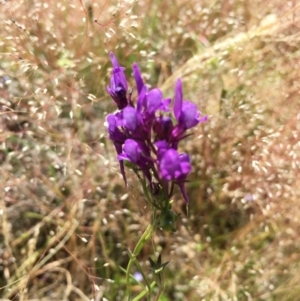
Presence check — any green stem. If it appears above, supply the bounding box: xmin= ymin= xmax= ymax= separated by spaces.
xmin=126 ymin=223 xmax=155 ymax=299
xmin=132 ymin=281 xmax=156 ymax=301
xmin=154 ymin=278 xmax=165 ymax=301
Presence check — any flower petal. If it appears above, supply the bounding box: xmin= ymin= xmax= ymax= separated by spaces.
xmin=110 ymin=52 xmax=121 ymax=69
xmin=178 ymin=182 xmax=189 ymax=204
xmin=118 ymin=139 xmax=141 ymax=163
xmin=174 ymin=79 xmax=183 ymax=120
xmin=179 ymin=101 xmax=200 ymax=129
xmin=108 ymin=52 xmax=128 ymax=109
xmin=106 ymin=114 xmax=126 ymax=143
xmin=133 ymin=63 xmax=144 ymax=94
xmin=122 ymin=106 xmax=138 ymax=132
xmin=137 ymin=85 xmax=147 ymax=113
xmin=147 ymin=88 xmax=163 ymax=115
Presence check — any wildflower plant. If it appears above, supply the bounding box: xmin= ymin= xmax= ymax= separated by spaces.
xmin=106 ymin=52 xmax=207 ymax=300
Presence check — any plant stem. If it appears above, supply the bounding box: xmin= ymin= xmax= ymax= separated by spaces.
xmin=132 ymin=281 xmax=156 ymax=301
xmin=126 ymin=223 xmax=155 ymax=299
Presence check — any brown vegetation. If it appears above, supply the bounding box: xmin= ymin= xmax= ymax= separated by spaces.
xmin=0 ymin=0 xmax=300 ymax=300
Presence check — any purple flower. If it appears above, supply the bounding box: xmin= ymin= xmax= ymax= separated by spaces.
xmin=118 ymin=139 xmax=153 ymax=184
xmin=118 ymin=139 xmax=149 ymax=164
xmin=135 ymin=89 xmax=171 ymax=141
xmin=158 ymin=149 xmax=191 ymax=203
xmin=118 ymin=89 xmax=171 ymax=140
xmin=107 ymin=114 xmax=126 ymax=143
xmin=117 ymin=106 xmax=149 ymax=140
xmin=106 ymin=53 xmax=208 ymax=205
xmin=159 ymin=149 xmax=191 ymax=181
xmin=122 ymin=106 xmax=139 ymax=132
xmin=145 ymin=88 xmax=171 ymax=115
xmin=133 ymin=271 xmax=143 ymax=282
xmin=106 ymin=114 xmax=127 ymax=185
xmin=245 ymin=193 xmax=254 ymax=202
xmin=107 ymin=52 xmax=129 ymax=109
xmin=172 ymin=79 xmax=207 ymax=139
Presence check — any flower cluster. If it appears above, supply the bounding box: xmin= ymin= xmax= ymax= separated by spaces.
xmin=106 ymin=52 xmax=207 ymax=204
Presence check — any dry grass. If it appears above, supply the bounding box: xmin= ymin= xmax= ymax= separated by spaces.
xmin=0 ymin=0 xmax=300 ymax=300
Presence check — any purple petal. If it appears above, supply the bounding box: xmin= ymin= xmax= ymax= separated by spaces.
xmin=161 ymin=98 xmax=171 ymax=111
xmin=106 ymin=114 xmax=126 ymax=143
xmin=174 ymin=79 xmax=183 ymax=120
xmin=159 ymin=149 xmax=181 ymax=180
xmin=122 ymin=106 xmax=138 ymax=132
xmin=179 ymin=153 xmax=191 ymax=175
xmin=133 ymin=63 xmax=144 ymax=94
xmin=110 ymin=52 xmax=120 ymax=69
xmin=180 ymin=161 xmax=192 ymax=175
xmin=180 ymin=102 xmax=208 ymax=130
xmin=159 ymin=149 xmax=192 ymax=181
xmin=178 ymin=182 xmax=189 ymax=204
xmin=179 ymin=102 xmax=200 ymax=129
xmin=200 ymin=115 xmax=208 ymax=123
xmin=118 ymin=139 xmax=141 ymax=163
xmin=133 ymin=272 xmax=143 ymax=282
xmin=137 ymin=85 xmax=147 ymax=113
xmin=107 ymin=52 xmax=128 ymax=109
xmin=107 ymin=114 xmax=117 ymax=131
xmin=147 ymin=88 xmax=163 ymax=115
xmin=155 ymin=140 xmax=169 ymax=159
